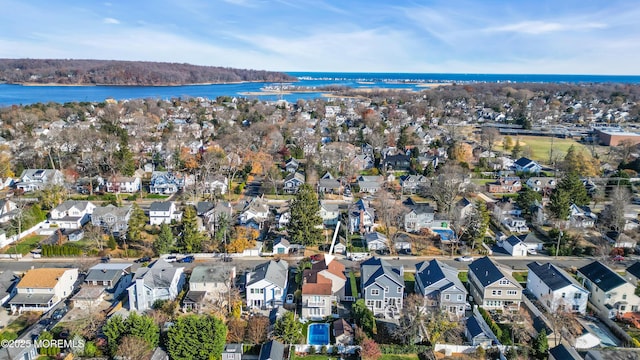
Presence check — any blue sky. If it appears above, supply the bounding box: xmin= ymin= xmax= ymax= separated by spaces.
xmin=1 ymin=0 xmax=639 ymax=74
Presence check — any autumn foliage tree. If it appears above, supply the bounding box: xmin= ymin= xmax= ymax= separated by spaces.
xmin=360 ymin=338 xmax=382 ymax=360
xmin=226 ymin=227 xmax=258 ymax=253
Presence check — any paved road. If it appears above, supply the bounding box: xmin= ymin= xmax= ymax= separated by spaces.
xmin=0 ymin=253 xmax=607 ymax=274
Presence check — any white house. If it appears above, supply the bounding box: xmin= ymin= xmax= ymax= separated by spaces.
xmin=577 ymin=261 xmax=640 ymax=318
xmin=183 ymin=265 xmax=236 ymax=312
xmin=319 ymin=201 xmax=340 ymax=227
xmin=501 ymin=235 xmax=528 ymax=257
xmin=9 ymin=268 xmax=78 ymax=313
xmin=149 ymin=201 xmax=182 ymax=225
xmin=245 ymin=260 xmax=288 ymax=309
xmin=49 ymin=200 xmax=96 ymax=229
xmin=527 ymin=262 xmax=589 ymax=314
xmin=365 ymin=232 xmax=388 ymax=251
xmin=501 ymin=217 xmax=529 ymax=233
xmin=15 ymin=169 xmax=64 ymax=192
xmin=202 ymin=175 xmax=228 ymax=195
xmin=569 ymin=204 xmax=597 ymax=228
xmin=514 ymin=157 xmax=542 ymax=173
xmin=127 ymin=259 xmax=185 ymax=312
xmin=106 ymin=176 xmax=141 ymax=193
xmin=283 ymin=172 xmax=305 ymax=194
xmin=272 ymin=237 xmax=291 ymax=255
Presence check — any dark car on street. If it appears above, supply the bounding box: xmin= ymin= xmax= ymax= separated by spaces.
xmin=135 ymin=256 xmax=151 ymax=263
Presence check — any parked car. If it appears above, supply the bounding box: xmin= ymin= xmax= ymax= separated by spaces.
xmin=134 ymin=256 xmax=151 ymax=263
xmin=165 ymin=255 xmax=178 ymax=263
xmin=456 ymin=255 xmax=474 ymax=262
xmin=286 ymin=294 xmax=294 ymax=304
xmin=179 ymin=255 xmax=195 ymax=263
xmin=222 ymin=256 xmax=233 ymax=262
xmin=613 ymin=255 xmax=625 ymax=261
xmin=527 ymin=249 xmax=537 ymax=255
xmin=100 ymin=256 xmax=111 ymax=263
xmin=52 ymin=307 xmax=67 ymax=320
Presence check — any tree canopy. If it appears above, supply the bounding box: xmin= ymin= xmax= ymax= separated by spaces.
xmin=273 ymin=311 xmax=302 ymax=344
xmin=288 ymin=184 xmax=323 ymax=245
xmin=166 ymin=315 xmax=228 ymax=360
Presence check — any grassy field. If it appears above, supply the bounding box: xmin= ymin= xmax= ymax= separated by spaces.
xmin=458 ymin=271 xmax=468 ymax=283
xmin=512 ymin=271 xmax=528 ymax=283
xmin=0 ymin=234 xmax=45 ymax=255
xmin=504 ymin=135 xmax=588 ymax=164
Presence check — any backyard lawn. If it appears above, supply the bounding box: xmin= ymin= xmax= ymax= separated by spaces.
xmin=458 ymin=271 xmax=468 ymax=283
xmin=0 ymin=234 xmax=45 ymax=255
xmin=404 ymin=272 xmax=416 ymax=294
xmin=512 ymin=272 xmax=528 ymax=283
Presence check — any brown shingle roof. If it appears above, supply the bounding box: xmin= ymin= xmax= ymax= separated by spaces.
xmin=17 ymin=268 xmax=69 ymax=288
xmin=302 ymin=282 xmax=332 ymax=295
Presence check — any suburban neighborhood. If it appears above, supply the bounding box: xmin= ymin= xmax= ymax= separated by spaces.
xmin=0 ymin=82 xmax=639 ymax=360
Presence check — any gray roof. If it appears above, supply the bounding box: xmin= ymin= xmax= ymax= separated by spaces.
xmin=522 ymin=232 xmax=544 ymax=244
xmin=259 ymin=340 xmax=285 ymax=360
xmin=320 ymin=201 xmax=339 ymax=212
xmin=85 ymin=269 xmax=124 ymax=283
xmin=223 ymin=344 xmax=243 ymax=354
xmin=150 ymin=201 xmax=173 ymax=212
xmin=9 ymin=293 xmax=54 ymax=305
xmin=578 ymin=261 xmax=627 ymax=292
xmin=0 ymin=271 xmax=19 ymax=300
xmin=365 ymin=231 xmax=388 ymax=244
xmin=183 ymin=290 xmax=206 ymax=304
xmin=132 ymin=259 xmax=182 ymax=289
xmin=92 ymin=204 xmax=132 ymax=219
xmin=190 ymin=265 xmax=233 ymax=284
xmin=415 ymin=259 xmax=465 ymax=295
xmin=361 ymin=257 xmax=403 ymax=289
xmin=247 ymin=260 xmax=288 ymax=288
xmin=527 ymin=262 xmax=585 ymax=291
xmin=196 ymin=201 xmax=215 ymax=215
xmin=53 ymin=200 xmax=94 ymax=213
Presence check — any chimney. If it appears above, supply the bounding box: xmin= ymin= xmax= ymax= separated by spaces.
xmin=485 ymin=271 xmax=488 ymax=277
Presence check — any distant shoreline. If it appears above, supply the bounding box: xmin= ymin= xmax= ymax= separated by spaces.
xmin=15 ymin=80 xmax=282 ymax=87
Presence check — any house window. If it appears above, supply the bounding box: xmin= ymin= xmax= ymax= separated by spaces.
xmin=572 ymin=305 xmax=580 ymax=311
xmin=620 ymin=305 xmax=627 ymax=311
xmin=623 ymin=294 xmax=627 ymax=300
xmin=375 ymin=301 xmax=382 ymax=309
xmin=499 ymin=280 xmax=510 ymax=285
xmin=371 ymin=289 xmax=380 ymax=296
xmin=457 ymin=294 xmax=463 ymax=301
xmin=385 ymin=287 xmax=389 ymax=293
xmin=633 ymin=306 xmax=638 ymax=312
xmin=397 ymin=287 xmax=402 ymax=293
xmin=492 ymin=290 xmax=502 ymax=296
xmin=507 ymin=290 xmax=518 ymax=295
xmin=561 ymin=293 xmax=566 ymax=298
xmin=444 ymin=294 xmax=450 ymax=300
xmin=366 ymin=300 xmax=374 ymax=307
xmin=574 ymin=293 xmax=582 ymax=299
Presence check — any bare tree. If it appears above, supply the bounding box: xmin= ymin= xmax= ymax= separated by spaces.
xmin=115 ymin=336 xmax=152 ymax=360
xmin=599 ymin=186 xmax=630 ymax=234
xmin=480 ymin=127 xmax=499 ymax=154
xmin=245 ymin=315 xmax=269 ymax=344
xmin=423 ymin=163 xmax=468 ymax=217
xmin=372 ymin=189 xmax=407 ymax=253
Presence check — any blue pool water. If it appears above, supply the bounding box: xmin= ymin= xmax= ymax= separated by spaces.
xmin=307 ymin=323 xmax=330 ymax=346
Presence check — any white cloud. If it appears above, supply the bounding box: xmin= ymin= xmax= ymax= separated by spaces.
xmin=485 ymin=21 xmax=607 ymax=35
xmin=103 ymin=17 xmax=120 ymax=24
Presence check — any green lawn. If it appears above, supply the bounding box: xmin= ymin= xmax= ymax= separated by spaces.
xmin=404 ymin=272 xmax=415 ymax=294
xmin=458 ymin=271 xmax=468 ymax=283
xmin=144 ymin=193 xmax=170 ymax=199
xmin=1 ymin=235 xmax=45 ymax=255
xmin=349 ymin=271 xmax=359 ymax=299
xmin=512 ymin=271 xmax=528 ymax=283
xmin=380 ymin=355 xmax=420 ymax=360
xmin=512 ymin=135 xmax=588 ymax=163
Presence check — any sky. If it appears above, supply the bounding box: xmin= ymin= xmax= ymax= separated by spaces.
xmin=1 ymin=0 xmax=639 ymax=75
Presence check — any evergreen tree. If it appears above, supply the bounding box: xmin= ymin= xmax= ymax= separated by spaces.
xmin=178 ymin=205 xmax=205 ymax=253
xmin=288 ymin=184 xmax=323 ymax=245
xmin=516 ymin=186 xmax=542 ymax=215
xmin=167 ymin=315 xmax=227 ymax=360
xmin=154 ymin=223 xmax=174 ymax=255
xmin=469 ymin=201 xmax=490 ymax=250
xmin=548 ymin=188 xmax=570 ymax=221
xmin=102 ymin=315 xmax=126 ymax=356
xmin=127 ymin=203 xmax=148 ymax=243
xmin=107 ymin=235 xmax=117 ymax=250
xmin=511 ymin=139 xmax=522 ymax=159
xmin=423 ymin=162 xmax=435 ymax=177
xmin=115 ymin=139 xmax=136 ymax=176
xmin=352 ymin=299 xmax=377 ymax=337
xmin=534 ymin=329 xmax=549 ymax=359
xmin=557 ymin=171 xmax=589 ymax=206
xmin=273 ymin=311 xmax=302 ymax=344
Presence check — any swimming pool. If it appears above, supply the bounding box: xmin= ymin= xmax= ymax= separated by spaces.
xmin=307 ymin=323 xmax=330 ymax=345
xmin=587 ymin=323 xmax=618 ymax=347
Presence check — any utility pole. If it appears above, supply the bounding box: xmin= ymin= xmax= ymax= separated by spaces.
xmin=555 ymin=230 xmax=563 ymax=259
